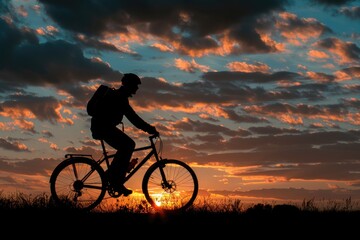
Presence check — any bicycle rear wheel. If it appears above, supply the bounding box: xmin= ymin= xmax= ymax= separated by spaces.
xmin=49 ymin=157 xmax=106 ymax=211
xmin=142 ymin=159 xmax=198 ymax=212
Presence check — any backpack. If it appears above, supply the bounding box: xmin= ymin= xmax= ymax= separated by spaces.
xmin=86 ymin=84 xmax=113 ymax=116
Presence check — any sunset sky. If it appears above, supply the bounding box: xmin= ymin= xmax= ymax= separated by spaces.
xmin=1 ymin=0 xmax=360 ymax=204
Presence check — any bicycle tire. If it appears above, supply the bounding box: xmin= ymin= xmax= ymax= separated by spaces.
xmin=142 ymin=159 xmax=198 ymax=212
xmin=49 ymin=157 xmax=107 ymax=211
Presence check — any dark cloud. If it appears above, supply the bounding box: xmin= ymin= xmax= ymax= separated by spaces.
xmin=244 ymin=102 xmax=351 ymax=122
xmin=224 ymin=109 xmax=269 ymax=124
xmin=228 ymin=22 xmax=279 ymax=53
xmin=4 ymin=40 xmax=122 ymax=86
xmin=138 ymin=75 xmax=302 ymax=109
xmin=1 ymin=94 xmax=62 ymax=123
xmin=343 ymin=98 xmax=360 ymax=109
xmin=240 ymin=157 xmax=360 ymax=181
xmin=0 ymin=18 xmax=125 ymax=110
xmin=202 ymin=71 xmax=302 ymax=83
xmin=340 ymin=66 xmax=360 ymax=76
xmin=0 ymin=18 xmax=123 ymax=100
xmin=172 ymin=117 xmax=238 ymax=136
xmin=248 ymin=125 xmax=301 ymax=135
xmin=338 ymin=6 xmax=360 ymax=19
xmin=75 ymin=35 xmax=140 ymax=56
xmin=38 ymin=0 xmax=289 ymax=55
xmin=0 ymin=157 xmax=59 ymax=175
xmin=316 ymin=37 xmax=360 ymax=62
xmin=0 ymin=138 xmax=30 ymax=152
xmin=41 ymin=130 xmax=54 ymax=138
xmin=0 ymin=18 xmax=38 ymax=69
xmin=0 ymin=1 xmax=9 ymax=14
xmin=309 ymin=0 xmax=356 ymax=6
xmin=39 ymin=0 xmax=289 ymax=36
xmin=187 ymin=130 xmax=359 ymax=153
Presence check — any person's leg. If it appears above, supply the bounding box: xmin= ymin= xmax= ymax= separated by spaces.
xmin=103 ymin=127 xmax=135 ymax=194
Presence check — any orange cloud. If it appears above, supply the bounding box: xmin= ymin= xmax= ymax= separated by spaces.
xmin=244 ymin=103 xmax=359 ymax=126
xmin=0 ymin=102 xmax=74 ymax=128
xmin=151 ymin=43 xmax=174 ymax=52
xmin=174 ymin=58 xmax=212 ymax=73
xmin=277 ymin=12 xmax=329 ymax=46
xmin=306 ymin=71 xmax=332 ymax=82
xmin=334 ymin=67 xmax=360 ymax=81
xmin=308 ymin=49 xmax=329 ymax=60
xmin=36 ymin=25 xmax=59 ymax=36
xmin=50 ymin=143 xmax=59 ymax=151
xmin=316 ymin=38 xmax=360 ymax=64
xmin=13 ymin=119 xmax=35 ymax=132
xmin=227 ymin=61 xmax=271 ymax=73
xmin=38 ymin=138 xmax=48 ymax=143
xmin=282 ymin=115 xmax=303 ymax=125
xmin=135 ymin=102 xmax=229 ymax=119
xmin=0 ymin=122 xmax=13 ymax=131
xmin=260 ymin=33 xmax=285 ymax=52
xmin=54 ymin=105 xmax=74 ymax=125
xmin=0 ymin=107 xmax=36 ymax=119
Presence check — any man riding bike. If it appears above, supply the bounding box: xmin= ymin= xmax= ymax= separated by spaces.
xmin=89 ymin=73 xmax=158 ymax=196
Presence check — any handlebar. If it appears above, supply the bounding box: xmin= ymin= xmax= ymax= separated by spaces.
xmin=149 ymin=131 xmax=160 ymax=140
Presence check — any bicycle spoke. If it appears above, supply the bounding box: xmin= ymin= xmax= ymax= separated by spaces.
xmin=50 ymin=157 xmax=106 ymax=210
xmin=142 ymin=159 xmax=198 ymax=212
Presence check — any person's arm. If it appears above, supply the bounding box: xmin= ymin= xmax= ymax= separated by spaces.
xmin=125 ymin=104 xmax=157 ymax=134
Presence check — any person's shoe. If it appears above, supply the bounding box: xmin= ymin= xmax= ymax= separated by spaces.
xmin=116 ymin=185 xmax=133 ymax=196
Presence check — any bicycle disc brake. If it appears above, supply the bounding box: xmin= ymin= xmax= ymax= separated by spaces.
xmin=162 ymin=180 xmax=176 ymax=193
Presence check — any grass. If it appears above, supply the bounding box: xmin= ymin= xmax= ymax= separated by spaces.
xmin=1 ymin=190 xmax=359 ymax=212
xmin=1 ymin=191 xmax=359 ymax=212
xmin=1 ymin=191 xmax=359 ymax=236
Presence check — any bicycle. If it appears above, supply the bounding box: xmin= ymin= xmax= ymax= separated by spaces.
xmin=49 ymin=133 xmax=199 ymax=212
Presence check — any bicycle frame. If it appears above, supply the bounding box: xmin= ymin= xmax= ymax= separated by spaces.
xmin=124 ymin=139 xmax=159 ymax=183
xmin=62 ymin=134 xmax=170 ymax=192
xmin=96 ymin=135 xmax=162 ymax=184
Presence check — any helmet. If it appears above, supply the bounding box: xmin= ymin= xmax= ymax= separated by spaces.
xmin=121 ymin=73 xmax=141 ymax=86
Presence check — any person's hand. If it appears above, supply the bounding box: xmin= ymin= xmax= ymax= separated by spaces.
xmin=147 ymin=125 xmax=158 ymax=135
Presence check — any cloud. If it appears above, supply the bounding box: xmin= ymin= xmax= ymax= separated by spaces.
xmin=174 ymin=58 xmax=212 ymax=73
xmin=315 ymin=37 xmax=360 ymax=64
xmin=0 ymin=94 xmax=72 ymax=126
xmin=334 ymin=66 xmax=360 ymax=80
xmin=0 ymin=18 xmax=123 ymax=99
xmin=0 ymin=138 xmax=30 ymax=152
xmin=226 ymin=61 xmax=271 ymax=73
xmin=2 ymin=39 xmax=122 ymax=86
xmin=338 ymin=6 xmax=360 ymax=19
xmin=276 ymin=12 xmax=332 ymax=45
xmin=38 ymin=0 xmax=289 ymax=56
xmin=309 ymin=0 xmax=356 ymax=7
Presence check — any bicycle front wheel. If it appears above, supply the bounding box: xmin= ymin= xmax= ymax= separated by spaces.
xmin=49 ymin=157 xmax=106 ymax=211
xmin=142 ymin=159 xmax=198 ymax=212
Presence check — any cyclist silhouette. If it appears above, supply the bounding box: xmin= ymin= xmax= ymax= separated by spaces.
xmin=90 ymin=73 xmax=158 ymax=196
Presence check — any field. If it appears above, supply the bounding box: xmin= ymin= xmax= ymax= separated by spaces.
xmin=1 ymin=192 xmax=359 ymax=237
